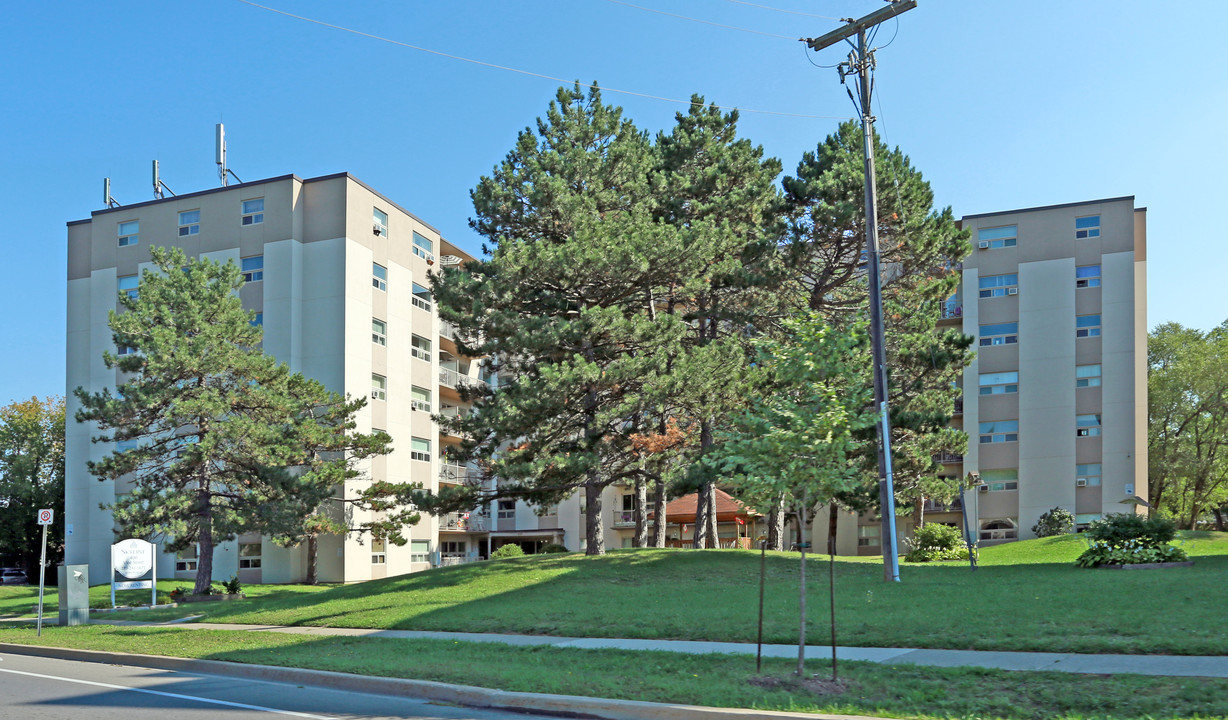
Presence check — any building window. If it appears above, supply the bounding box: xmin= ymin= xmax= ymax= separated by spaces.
xmin=178 ymin=210 xmax=201 ymax=236
xmin=857 ymin=525 xmax=880 ymax=547
xmin=373 ymin=207 xmax=389 ymax=237
xmin=977 ymin=225 xmax=1017 ymax=250
xmin=979 ymin=419 xmax=1018 ymax=444
xmin=1076 ymin=265 xmax=1101 ymax=288
xmin=372 ymin=263 xmax=387 ymax=292
xmin=978 ymin=371 xmax=1018 ymax=395
xmin=411 ymin=282 xmax=432 ymax=311
xmin=410 ymin=540 xmax=430 ymax=563
xmin=411 ymin=334 xmax=431 ymax=362
xmin=412 ymin=231 xmax=434 ymax=262
xmin=411 ymin=385 xmax=431 ymax=412
xmin=251 ymin=313 xmax=263 ymax=327
xmin=118 ymin=275 xmax=139 ymax=299
xmin=411 ymin=436 xmax=431 ymax=462
xmin=371 ymin=537 xmax=387 ymax=564
xmin=980 ymin=469 xmax=1018 ymax=492
xmin=1075 ymin=513 xmax=1102 ymax=530
xmin=979 ymin=322 xmax=1018 ymax=346
xmin=241 ymin=256 xmax=264 ymax=282
xmin=1077 ymin=314 xmax=1101 ymax=338
xmin=117 ymin=344 xmax=137 ymax=356
xmin=979 ymin=519 xmax=1017 ymax=541
xmin=372 ymin=318 xmax=387 ymax=346
xmin=242 ymin=198 xmax=264 ymax=225
xmin=1076 ymin=463 xmax=1102 ymax=487
xmin=441 ymin=540 xmax=467 ymax=555
xmin=497 ymin=499 xmax=515 ymax=519
xmin=1076 ymin=364 xmax=1101 ymax=388
xmin=1076 ymin=414 xmax=1102 ymax=437
xmin=238 ymin=542 xmax=262 ymax=569
xmin=1076 ymin=215 xmax=1101 ymax=239
xmin=118 ymin=221 xmax=139 ymax=247
xmin=371 ymin=374 xmax=387 ymax=401
xmin=175 ymin=545 xmax=198 ymax=572
xmin=978 ymin=273 xmax=1018 ymax=298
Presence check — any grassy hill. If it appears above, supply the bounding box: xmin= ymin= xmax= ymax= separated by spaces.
xmin=91 ymin=530 xmax=1228 ymax=655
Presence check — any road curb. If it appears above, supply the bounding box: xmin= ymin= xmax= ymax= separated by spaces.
xmin=0 ymin=642 xmax=883 ymax=720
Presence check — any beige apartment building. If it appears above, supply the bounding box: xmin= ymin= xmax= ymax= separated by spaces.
xmin=65 ymin=172 xmax=652 ymax=585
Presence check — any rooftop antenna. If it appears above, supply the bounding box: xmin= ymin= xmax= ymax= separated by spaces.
xmin=215 ymin=123 xmax=243 ymax=187
xmin=103 ymin=178 xmax=121 ymax=208
xmin=152 ymin=160 xmax=176 ymax=199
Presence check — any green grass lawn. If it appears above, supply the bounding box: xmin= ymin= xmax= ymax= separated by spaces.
xmin=1 ymin=624 xmax=1225 ymax=720
xmin=0 ymin=580 xmax=331 ymax=619
xmin=92 ymin=531 xmax=1228 ymax=655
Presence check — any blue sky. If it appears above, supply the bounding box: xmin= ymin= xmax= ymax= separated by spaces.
xmin=1 ymin=0 xmax=1224 ymax=407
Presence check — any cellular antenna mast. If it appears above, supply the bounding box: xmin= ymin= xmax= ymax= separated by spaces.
xmin=152 ymin=160 xmax=176 ymax=199
xmin=215 ymin=123 xmax=243 ymax=187
xmin=103 ymin=178 xmax=121 ymax=208
xmin=802 ymin=0 xmax=917 ymax=584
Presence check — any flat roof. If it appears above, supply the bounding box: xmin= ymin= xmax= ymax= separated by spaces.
xmin=69 ymin=171 xmax=444 ymax=238
xmin=961 ymin=195 xmax=1137 ymax=221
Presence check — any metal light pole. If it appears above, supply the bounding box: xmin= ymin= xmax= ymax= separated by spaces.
xmin=803 ymin=0 xmax=917 ymax=583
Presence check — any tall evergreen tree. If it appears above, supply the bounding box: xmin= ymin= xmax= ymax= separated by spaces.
xmin=0 ymin=396 xmax=65 ymax=580
xmin=782 ymin=121 xmax=973 ymax=532
xmin=75 ymin=247 xmax=392 ymax=593
xmin=429 ymin=84 xmax=680 ymax=555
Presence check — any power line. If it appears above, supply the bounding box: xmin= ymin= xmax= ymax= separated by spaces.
xmin=599 ymin=0 xmax=800 ymax=40
xmin=723 ymin=0 xmax=844 ymax=21
xmin=233 ymin=0 xmax=852 ymax=120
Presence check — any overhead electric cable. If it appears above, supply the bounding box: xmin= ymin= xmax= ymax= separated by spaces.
xmin=600 ymin=0 xmax=800 ymax=40
xmin=723 ymin=0 xmax=843 ymax=21
xmin=233 ymin=0 xmax=852 ymax=119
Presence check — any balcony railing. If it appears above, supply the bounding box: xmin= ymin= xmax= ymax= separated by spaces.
xmin=439 ymin=367 xmax=465 ymax=388
xmin=439 ymin=553 xmax=480 ymax=567
xmin=439 ymin=512 xmax=487 ymax=532
xmin=439 ymin=464 xmax=469 ymax=485
xmin=940 ymin=302 xmax=963 ymax=320
xmin=934 ymin=452 xmax=964 ymax=464
xmin=953 ymin=397 xmax=964 ymax=415
xmin=923 ymin=498 xmax=963 ymax=513
xmin=439 ymin=405 xmax=470 ymax=420
xmin=440 ymin=320 xmax=460 ymax=341
xmin=612 ymin=510 xmax=635 ymax=528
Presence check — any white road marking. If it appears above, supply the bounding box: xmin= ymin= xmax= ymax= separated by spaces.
xmin=0 ymin=666 xmax=339 ymax=719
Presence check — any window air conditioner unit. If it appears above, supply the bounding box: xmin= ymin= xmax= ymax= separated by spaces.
xmin=371 ymin=391 xmax=380 ymax=399
xmin=978 ymin=240 xmax=990 ymax=249
xmin=1007 ymin=287 xmax=1018 ymax=295
xmin=1076 ymin=478 xmax=1087 ymax=487
xmin=978 ymin=485 xmax=989 ymax=493
xmin=373 ymin=224 xmax=384 ymax=236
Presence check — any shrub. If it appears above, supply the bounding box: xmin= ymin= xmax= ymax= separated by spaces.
xmin=491 ymin=543 xmax=525 ymax=558
xmin=1032 ymin=507 xmax=1075 ymax=538
xmin=540 ymin=543 xmax=569 ymax=554
xmin=222 ymin=576 xmax=242 ymax=595
xmin=1075 ymin=513 xmax=1186 ymax=567
xmin=904 ymin=523 xmax=970 ymax=563
xmin=168 ymin=587 xmax=189 ymax=602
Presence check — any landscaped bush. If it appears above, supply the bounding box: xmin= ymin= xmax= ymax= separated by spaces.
xmin=222 ymin=576 xmax=242 ymax=595
xmin=1032 ymin=507 xmax=1075 ymax=538
xmin=904 ymin=523 xmax=969 ymax=562
xmin=491 ymin=544 xmax=525 ymax=559
xmin=540 ymin=543 xmax=569 ymax=554
xmin=1074 ymin=513 xmax=1188 ymax=568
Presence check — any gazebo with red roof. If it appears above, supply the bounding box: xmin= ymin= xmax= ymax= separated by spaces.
xmin=650 ymin=488 xmax=761 ymax=548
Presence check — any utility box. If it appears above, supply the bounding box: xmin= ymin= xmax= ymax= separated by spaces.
xmin=57 ymin=564 xmax=89 ymax=626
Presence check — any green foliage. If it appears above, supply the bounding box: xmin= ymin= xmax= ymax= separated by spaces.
xmin=0 ymin=396 xmax=65 ymax=576
xmin=540 ymin=543 xmax=569 ymax=554
xmin=1075 ymin=513 xmax=1186 ymax=567
xmin=221 ymin=576 xmax=242 ymax=595
xmin=904 ymin=522 xmax=969 ymax=562
xmin=74 ymin=247 xmax=393 ymax=593
xmin=1031 ymin=507 xmax=1075 ymax=538
xmin=491 ymin=544 xmax=524 ymax=559
xmin=1148 ymin=321 xmax=1228 ymax=528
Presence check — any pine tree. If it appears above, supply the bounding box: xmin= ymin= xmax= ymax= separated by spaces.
xmin=782 ymin=121 xmax=973 ymax=533
xmin=75 ymin=247 xmax=392 ymax=593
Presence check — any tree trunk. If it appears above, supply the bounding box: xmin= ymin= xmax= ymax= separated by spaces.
xmin=585 ymin=476 xmax=604 ymax=556
xmin=194 ymin=493 xmax=214 ymax=595
xmin=693 ymin=482 xmax=710 ymax=549
xmin=305 ymin=535 xmax=318 ymax=585
xmin=827 ymin=503 xmax=839 ymax=555
xmin=1213 ymin=506 xmax=1227 ymax=532
xmin=704 ymin=488 xmax=720 ymax=548
xmin=767 ymin=496 xmax=786 ymax=551
xmin=633 ymin=478 xmax=648 ymax=547
xmin=915 ymin=496 xmax=925 ymax=528
xmin=651 ymin=481 xmax=667 ymax=548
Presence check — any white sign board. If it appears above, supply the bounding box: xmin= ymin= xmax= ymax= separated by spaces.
xmin=113 ymin=538 xmax=154 ymax=579
xmin=113 ymin=580 xmax=153 ymax=591
xmin=37 ymin=508 xmax=53 ymax=525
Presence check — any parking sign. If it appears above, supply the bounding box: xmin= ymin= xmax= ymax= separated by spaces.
xmin=37 ymin=509 xmax=54 ymax=525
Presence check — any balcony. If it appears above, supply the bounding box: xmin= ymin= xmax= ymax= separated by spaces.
xmin=612 ymin=510 xmax=636 ymax=528
xmin=953 ymin=397 xmax=963 ymax=415
xmin=439 ymin=464 xmax=470 ymax=485
xmin=922 ymin=497 xmax=963 ymax=513
xmin=439 ymin=367 xmax=465 ymax=388
xmin=439 ymin=404 xmax=471 ymax=421
xmin=439 ymin=553 xmax=480 ymax=567
xmin=440 ymin=320 xmax=460 ymax=342
xmin=439 ymin=512 xmax=487 ymax=532
xmin=940 ymin=302 xmax=963 ymax=321
xmin=934 ymin=452 xmax=964 ymax=464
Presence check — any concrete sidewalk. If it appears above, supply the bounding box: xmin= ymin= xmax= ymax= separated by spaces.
xmin=92 ymin=619 xmax=1228 ymax=679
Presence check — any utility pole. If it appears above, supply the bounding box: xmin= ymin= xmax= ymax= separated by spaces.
xmin=802 ymin=0 xmax=916 ymax=583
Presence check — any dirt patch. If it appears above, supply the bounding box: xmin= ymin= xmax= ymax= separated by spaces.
xmin=749 ymin=674 xmax=848 ymax=696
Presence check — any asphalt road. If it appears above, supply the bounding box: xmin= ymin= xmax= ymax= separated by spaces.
xmin=0 ymin=653 xmax=558 ymax=720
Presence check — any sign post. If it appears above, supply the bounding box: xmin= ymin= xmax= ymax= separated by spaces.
xmin=35 ymin=508 xmax=53 ymax=636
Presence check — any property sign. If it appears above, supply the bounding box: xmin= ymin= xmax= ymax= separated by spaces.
xmin=110 ymin=538 xmax=157 ymax=608
xmin=37 ymin=508 xmax=53 ymax=525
